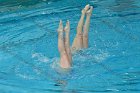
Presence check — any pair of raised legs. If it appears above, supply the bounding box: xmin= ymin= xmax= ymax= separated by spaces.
xmin=57 ymin=4 xmax=93 ymax=69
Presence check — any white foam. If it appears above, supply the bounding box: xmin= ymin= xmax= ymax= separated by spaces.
xmin=94 ymin=52 xmax=109 ymax=62
xmin=32 ymin=53 xmax=49 ymax=63
xmin=106 ymin=88 xmax=119 ymax=92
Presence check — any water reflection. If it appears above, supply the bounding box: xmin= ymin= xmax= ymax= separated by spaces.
xmin=111 ymin=0 xmax=138 ymax=12
xmin=0 ymin=0 xmax=59 ymax=12
xmin=0 ymin=0 xmax=58 ymax=6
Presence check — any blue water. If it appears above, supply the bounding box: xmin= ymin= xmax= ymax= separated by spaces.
xmin=0 ymin=0 xmax=140 ymax=93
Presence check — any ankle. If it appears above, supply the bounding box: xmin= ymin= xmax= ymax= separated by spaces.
xmin=83 ymin=34 xmax=88 ymax=38
xmin=60 ymin=51 xmax=67 ymax=56
xmin=76 ymin=33 xmax=83 ymax=38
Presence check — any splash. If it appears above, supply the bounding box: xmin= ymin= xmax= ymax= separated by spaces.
xmin=32 ymin=53 xmax=49 ymax=63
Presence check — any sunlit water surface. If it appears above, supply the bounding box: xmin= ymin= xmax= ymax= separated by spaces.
xmin=0 ymin=0 xmax=140 ymax=93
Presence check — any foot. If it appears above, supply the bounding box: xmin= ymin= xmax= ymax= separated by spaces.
xmin=57 ymin=20 xmax=63 ymax=33
xmin=58 ymin=20 xmax=65 ymax=52
xmin=86 ymin=6 xmax=93 ymax=16
xmin=57 ymin=20 xmax=64 ymax=40
xmin=64 ymin=20 xmax=70 ymax=48
xmin=82 ymin=4 xmax=90 ymax=14
xmin=64 ymin=20 xmax=70 ymax=33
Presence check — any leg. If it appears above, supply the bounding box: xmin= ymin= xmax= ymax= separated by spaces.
xmin=57 ymin=20 xmax=71 ymax=69
xmin=72 ymin=4 xmax=90 ymax=52
xmin=64 ymin=20 xmax=72 ymax=62
xmin=83 ymin=6 xmax=93 ymax=48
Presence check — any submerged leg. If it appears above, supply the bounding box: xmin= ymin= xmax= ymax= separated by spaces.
xmin=64 ymin=20 xmax=72 ymax=62
xmin=72 ymin=4 xmax=90 ymax=52
xmin=83 ymin=6 xmax=93 ymax=48
xmin=58 ymin=20 xmax=71 ymax=68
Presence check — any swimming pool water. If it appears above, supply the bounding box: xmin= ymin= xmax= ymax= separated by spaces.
xmin=0 ymin=0 xmax=140 ymax=93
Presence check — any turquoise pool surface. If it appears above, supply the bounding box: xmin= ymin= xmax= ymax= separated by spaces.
xmin=0 ymin=0 xmax=140 ymax=93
